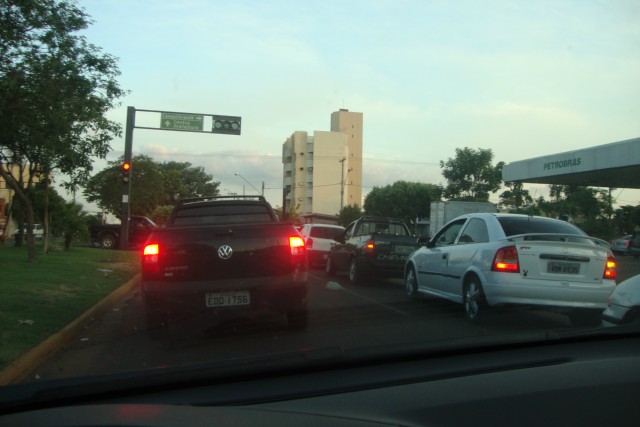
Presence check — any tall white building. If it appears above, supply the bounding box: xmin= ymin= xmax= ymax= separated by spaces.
xmin=282 ymin=109 xmax=363 ymax=222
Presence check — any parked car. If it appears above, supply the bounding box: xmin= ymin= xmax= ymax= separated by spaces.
xmin=326 ymin=216 xmax=419 ymax=284
xmin=602 ymin=274 xmax=640 ymax=326
xmin=299 ymin=223 xmax=345 ymax=268
xmin=13 ymin=223 xmax=44 ymax=240
xmin=610 ymin=234 xmax=633 ymax=255
xmin=89 ymin=215 xmax=157 ymax=249
xmin=404 ymin=213 xmax=616 ymax=326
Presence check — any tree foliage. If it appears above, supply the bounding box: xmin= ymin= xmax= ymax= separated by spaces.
xmin=363 ymin=181 xmax=442 ymax=226
xmin=440 ymin=147 xmax=504 ymax=201
xmin=337 ymin=204 xmax=363 ymax=227
xmin=0 ymin=0 xmax=126 ymax=261
xmin=612 ymin=205 xmax=640 ymax=235
xmin=83 ymin=155 xmax=221 ymax=218
xmin=500 ymin=181 xmax=534 ymax=212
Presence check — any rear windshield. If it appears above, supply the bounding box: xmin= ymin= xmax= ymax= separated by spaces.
xmin=171 ymin=204 xmax=275 ymax=226
xmin=498 ymin=217 xmax=588 ymax=238
xmin=358 ymin=221 xmax=409 ymax=236
xmin=310 ymin=227 xmax=344 ymax=239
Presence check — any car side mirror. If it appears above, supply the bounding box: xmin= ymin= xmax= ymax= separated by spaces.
xmin=417 ymin=236 xmax=430 ymax=246
xmin=334 ymin=234 xmax=346 ymax=244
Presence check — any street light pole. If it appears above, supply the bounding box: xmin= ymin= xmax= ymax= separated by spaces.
xmin=234 ymin=172 xmax=263 ymax=195
xmin=339 ymin=157 xmax=346 ymax=211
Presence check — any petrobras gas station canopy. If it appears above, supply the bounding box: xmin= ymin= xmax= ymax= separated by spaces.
xmin=502 ymin=137 xmax=640 ymax=189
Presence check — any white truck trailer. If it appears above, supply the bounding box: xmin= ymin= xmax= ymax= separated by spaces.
xmin=429 ymin=201 xmax=497 ymax=237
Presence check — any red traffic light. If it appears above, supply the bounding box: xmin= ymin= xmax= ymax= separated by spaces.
xmin=122 ymin=162 xmax=131 ymax=183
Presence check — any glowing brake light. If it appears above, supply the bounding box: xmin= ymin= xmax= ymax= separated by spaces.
xmin=144 ymin=244 xmax=159 ymax=256
xmin=492 ymin=245 xmax=519 ymax=273
xmin=603 ymin=255 xmax=616 ymax=280
xmin=289 ymin=236 xmax=306 ymax=257
xmin=143 ymin=243 xmax=159 ymax=264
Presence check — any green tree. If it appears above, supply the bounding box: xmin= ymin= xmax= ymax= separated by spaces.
xmin=83 ymin=155 xmax=221 ymax=218
xmin=0 ymin=0 xmax=126 ymax=261
xmin=337 ymin=204 xmax=363 ymax=227
xmin=363 ymin=181 xmax=442 ymax=226
xmin=500 ymin=181 xmax=534 ymax=212
xmin=613 ymin=205 xmax=640 ymax=235
xmin=440 ymin=147 xmax=503 ymax=201
xmin=538 ymin=185 xmax=613 ymax=239
xmin=60 ymin=201 xmax=89 ymax=250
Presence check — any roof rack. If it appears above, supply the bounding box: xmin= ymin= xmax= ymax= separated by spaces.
xmin=177 ymin=195 xmax=266 ymax=205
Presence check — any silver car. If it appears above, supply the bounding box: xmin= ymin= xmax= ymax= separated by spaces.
xmin=602 ymin=274 xmax=640 ymax=325
xmin=610 ymin=234 xmax=633 ymax=255
xmin=404 ymin=213 xmax=617 ymax=326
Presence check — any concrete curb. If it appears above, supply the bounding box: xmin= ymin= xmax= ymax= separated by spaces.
xmin=0 ymin=273 xmax=141 ymax=386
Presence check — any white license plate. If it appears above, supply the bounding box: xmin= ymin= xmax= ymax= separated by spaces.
xmin=206 ymin=291 xmax=251 ymax=307
xmin=547 ymin=262 xmax=580 ymax=274
xmin=394 ymin=245 xmax=415 ymax=254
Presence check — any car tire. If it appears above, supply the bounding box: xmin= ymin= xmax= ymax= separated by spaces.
xmin=325 ymin=254 xmax=336 ymax=276
xmin=287 ymin=308 xmax=308 ymax=331
xmin=568 ymin=310 xmax=602 ymax=327
xmin=349 ymin=257 xmax=364 ymax=285
xmin=100 ymin=233 xmax=118 ymax=249
xmin=405 ymin=266 xmax=419 ymax=300
xmin=463 ymin=276 xmax=487 ymax=321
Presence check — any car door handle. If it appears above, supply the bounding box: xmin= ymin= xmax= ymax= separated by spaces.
xmin=442 ymin=253 xmax=448 ymax=260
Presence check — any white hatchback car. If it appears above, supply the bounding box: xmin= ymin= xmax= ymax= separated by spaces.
xmin=404 ymin=213 xmax=616 ymax=326
xmin=299 ymin=224 xmax=345 ymax=268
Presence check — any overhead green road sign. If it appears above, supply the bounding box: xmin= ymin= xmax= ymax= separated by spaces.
xmin=160 ymin=113 xmax=204 ymax=131
xmin=212 ymin=115 xmax=241 ymax=135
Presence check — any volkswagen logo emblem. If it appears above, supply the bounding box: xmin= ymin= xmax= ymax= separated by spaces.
xmin=218 ymin=245 xmax=233 ymax=260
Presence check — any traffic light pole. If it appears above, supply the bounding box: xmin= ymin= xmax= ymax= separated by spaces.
xmin=117 ymin=107 xmax=241 ymax=249
xmin=119 ymin=106 xmax=135 ymax=249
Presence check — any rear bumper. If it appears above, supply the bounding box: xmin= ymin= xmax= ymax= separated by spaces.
xmin=482 ymin=274 xmax=615 ymax=311
xmin=359 ymin=256 xmax=408 ymax=278
xmin=142 ymin=273 xmax=308 ymax=319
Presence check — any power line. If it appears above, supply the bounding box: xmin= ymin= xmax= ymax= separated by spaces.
xmin=107 ymin=151 xmax=440 ymax=167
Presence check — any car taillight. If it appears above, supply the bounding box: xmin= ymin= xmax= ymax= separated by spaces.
xmin=306 ymin=237 xmax=313 ymax=249
xmin=364 ymin=239 xmax=375 ymax=256
xmin=143 ymin=243 xmax=159 ymax=264
xmin=492 ymin=245 xmax=519 ymax=273
xmin=289 ymin=236 xmax=306 ymax=256
xmin=603 ymin=255 xmax=616 ymax=280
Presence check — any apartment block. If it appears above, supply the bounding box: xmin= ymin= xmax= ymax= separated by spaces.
xmin=282 ymin=109 xmax=363 ymax=221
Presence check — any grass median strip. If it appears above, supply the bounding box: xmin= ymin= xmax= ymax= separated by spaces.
xmin=0 ymin=244 xmax=140 ymax=372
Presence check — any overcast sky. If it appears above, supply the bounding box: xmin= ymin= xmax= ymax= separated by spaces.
xmin=73 ymin=0 xmax=640 ymax=212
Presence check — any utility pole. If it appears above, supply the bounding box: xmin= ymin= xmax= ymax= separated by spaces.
xmin=339 ymin=157 xmax=346 ymax=211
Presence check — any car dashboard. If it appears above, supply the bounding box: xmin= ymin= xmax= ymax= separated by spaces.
xmin=1 ymin=329 xmax=639 ymax=426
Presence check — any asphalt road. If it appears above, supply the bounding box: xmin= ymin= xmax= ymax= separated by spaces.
xmin=31 ymin=256 xmax=640 ymax=381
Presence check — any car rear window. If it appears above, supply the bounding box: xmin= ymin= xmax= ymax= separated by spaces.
xmin=310 ymin=227 xmax=344 ymax=239
xmin=498 ymin=217 xmax=588 ymax=238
